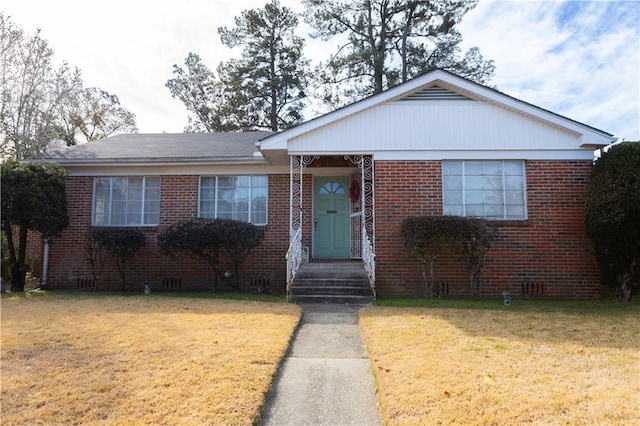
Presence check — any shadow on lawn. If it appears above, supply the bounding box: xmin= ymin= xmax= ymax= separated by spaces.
xmin=0 ymin=289 xmax=296 ymax=319
xmin=366 ymin=297 xmax=640 ymax=350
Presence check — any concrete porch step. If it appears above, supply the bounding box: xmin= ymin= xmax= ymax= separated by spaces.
xmin=293 ymin=277 xmax=370 ymax=287
xmin=290 ymin=294 xmax=375 ymax=304
xmin=289 ymin=262 xmax=374 ymax=304
xmin=292 ymin=285 xmax=373 ymax=296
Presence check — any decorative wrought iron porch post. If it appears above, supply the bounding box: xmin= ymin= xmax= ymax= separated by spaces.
xmin=286 ymin=155 xmax=318 ymax=297
xmin=345 ymin=155 xmax=375 ymax=249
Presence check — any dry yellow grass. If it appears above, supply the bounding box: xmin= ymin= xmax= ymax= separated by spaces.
xmin=360 ymin=304 xmax=640 ymax=425
xmin=1 ymin=292 xmax=301 ymax=425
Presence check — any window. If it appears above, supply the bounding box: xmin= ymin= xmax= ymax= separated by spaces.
xmin=199 ymin=176 xmax=268 ymax=225
xmin=319 ymin=181 xmax=345 ymax=195
xmin=93 ymin=177 xmax=160 ymax=226
xmin=442 ymin=161 xmax=526 ymax=220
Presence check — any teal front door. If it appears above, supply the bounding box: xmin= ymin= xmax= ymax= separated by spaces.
xmin=314 ymin=176 xmax=350 ymax=258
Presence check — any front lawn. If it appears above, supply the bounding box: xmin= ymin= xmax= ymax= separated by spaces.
xmin=360 ymin=299 xmax=640 ymax=425
xmin=1 ymin=291 xmax=301 ymax=425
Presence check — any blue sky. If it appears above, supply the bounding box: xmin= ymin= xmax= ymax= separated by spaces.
xmin=459 ymin=1 xmax=639 ymax=141
xmin=3 ymin=0 xmax=639 ymax=141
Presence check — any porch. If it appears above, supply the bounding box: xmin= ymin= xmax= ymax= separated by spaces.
xmin=285 ymin=155 xmax=376 ymax=302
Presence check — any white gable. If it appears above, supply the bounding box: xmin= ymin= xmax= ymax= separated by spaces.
xmin=293 ymin=100 xmax=579 ymax=148
xmin=259 ymin=69 xmax=615 ymax=162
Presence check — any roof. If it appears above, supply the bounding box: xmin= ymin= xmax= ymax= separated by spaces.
xmin=258 ymin=68 xmax=615 ymax=151
xmin=45 ymin=132 xmax=274 ymax=165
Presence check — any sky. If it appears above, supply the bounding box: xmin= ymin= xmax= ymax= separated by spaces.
xmin=2 ymin=0 xmax=639 ymax=141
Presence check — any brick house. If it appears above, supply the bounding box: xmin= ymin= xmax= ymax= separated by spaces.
xmin=40 ymin=69 xmax=614 ymax=299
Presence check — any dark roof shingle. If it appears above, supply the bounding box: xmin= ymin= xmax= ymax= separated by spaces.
xmin=45 ymin=132 xmax=274 ymax=162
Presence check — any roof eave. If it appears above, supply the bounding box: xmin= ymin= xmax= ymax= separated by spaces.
xmin=44 ymin=156 xmax=268 ymax=168
xmin=258 ymin=69 xmax=615 ymax=148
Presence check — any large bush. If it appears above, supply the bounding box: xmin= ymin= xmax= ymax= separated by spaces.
xmin=88 ymin=227 xmax=145 ymax=291
xmin=1 ymin=159 xmax=68 ymax=291
xmin=157 ymin=218 xmax=263 ymax=290
xmin=585 ymin=142 xmax=640 ymax=302
xmin=402 ymin=216 xmax=496 ymax=296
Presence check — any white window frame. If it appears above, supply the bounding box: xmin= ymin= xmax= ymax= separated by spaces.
xmin=442 ymin=160 xmax=528 ymax=220
xmin=198 ymin=175 xmax=268 ymax=225
xmin=92 ymin=176 xmax=160 ymax=226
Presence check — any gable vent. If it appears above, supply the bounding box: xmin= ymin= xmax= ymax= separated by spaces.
xmin=399 ymin=85 xmax=473 ymax=101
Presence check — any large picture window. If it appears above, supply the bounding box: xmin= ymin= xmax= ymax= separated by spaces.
xmin=199 ymin=176 xmax=268 ymax=225
xmin=442 ymin=161 xmax=527 ymax=220
xmin=93 ymin=177 xmax=160 ymax=226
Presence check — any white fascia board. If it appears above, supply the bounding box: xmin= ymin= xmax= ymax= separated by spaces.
xmin=260 ymin=69 xmax=615 ymax=150
xmin=435 ymin=78 xmax=615 ymax=144
xmin=374 ymin=149 xmax=598 ymax=161
xmin=63 ymin=163 xmax=289 ymax=177
xmin=48 ymin=157 xmax=268 ymax=168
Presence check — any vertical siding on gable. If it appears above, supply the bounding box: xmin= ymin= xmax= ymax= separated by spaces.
xmin=290 ymin=102 xmax=582 ymax=154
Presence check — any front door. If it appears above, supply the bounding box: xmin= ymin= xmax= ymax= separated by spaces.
xmin=314 ymin=176 xmax=350 ymax=258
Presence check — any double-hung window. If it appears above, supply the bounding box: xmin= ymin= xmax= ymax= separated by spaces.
xmin=199 ymin=176 xmax=268 ymax=225
xmin=93 ymin=177 xmax=160 ymax=226
xmin=442 ymin=161 xmax=527 ymax=220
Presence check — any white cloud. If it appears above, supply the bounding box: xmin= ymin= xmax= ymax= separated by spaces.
xmin=459 ymin=0 xmax=640 ymax=140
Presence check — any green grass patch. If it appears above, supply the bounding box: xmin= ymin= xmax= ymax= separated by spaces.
xmin=374 ymin=294 xmax=639 ymax=315
xmin=1 ymin=288 xmax=287 ymax=303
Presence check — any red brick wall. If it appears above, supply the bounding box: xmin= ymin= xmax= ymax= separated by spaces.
xmin=38 ymin=159 xmax=600 ymax=299
xmin=43 ymin=174 xmax=291 ymax=292
xmin=374 ymin=160 xmax=601 ymax=299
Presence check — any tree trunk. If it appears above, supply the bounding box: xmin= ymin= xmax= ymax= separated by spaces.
xmin=10 ymin=263 xmax=26 ymax=292
xmin=269 ymin=46 xmax=278 ymax=131
xmin=400 ymin=2 xmax=417 ymax=82
xmin=366 ymin=0 xmax=387 ymax=94
xmin=8 ymin=225 xmax=29 ymax=292
xmin=617 ymin=259 xmax=637 ymax=302
xmin=117 ymin=257 xmax=126 ymax=291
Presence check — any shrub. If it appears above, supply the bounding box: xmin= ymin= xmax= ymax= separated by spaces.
xmin=89 ymin=228 xmax=145 ymax=291
xmin=1 ymin=159 xmax=68 ymax=291
xmin=216 ymin=219 xmax=264 ymax=289
xmin=457 ymin=218 xmax=497 ymax=292
xmin=157 ymin=218 xmax=263 ymax=290
xmin=401 ymin=216 xmax=459 ymax=296
xmin=402 ymin=216 xmax=496 ymax=296
xmin=585 ymin=142 xmax=640 ymax=302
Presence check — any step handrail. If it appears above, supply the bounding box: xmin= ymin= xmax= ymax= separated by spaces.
xmin=362 ymin=222 xmax=376 ymax=298
xmin=285 ymin=228 xmax=302 ymax=299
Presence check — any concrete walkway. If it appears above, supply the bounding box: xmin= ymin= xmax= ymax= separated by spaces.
xmin=260 ymin=304 xmax=383 ymax=426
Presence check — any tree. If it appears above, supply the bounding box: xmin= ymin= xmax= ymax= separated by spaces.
xmin=401 ymin=216 xmax=458 ymax=296
xmin=167 ymin=1 xmax=310 ymax=132
xmin=402 ymin=215 xmax=496 ymax=296
xmin=217 ymin=0 xmax=310 ymax=131
xmin=457 ymin=217 xmax=497 ymax=293
xmin=158 ymin=218 xmax=224 ymax=289
xmin=585 ymin=142 xmax=640 ymax=302
xmin=165 ymin=53 xmax=231 ymax=132
xmin=1 ymin=13 xmax=137 ymax=158
xmin=216 ymin=219 xmax=264 ymax=288
xmin=89 ymin=228 xmax=145 ymax=291
xmin=57 ymin=87 xmax=138 ymax=145
xmin=158 ymin=218 xmax=263 ymax=290
xmin=303 ymin=0 xmax=495 ymax=108
xmin=1 ymin=13 xmax=64 ymax=159
xmin=1 ymin=159 xmax=68 ymax=291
